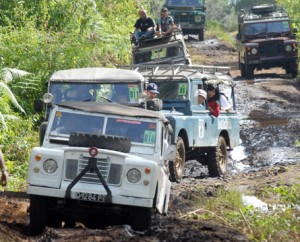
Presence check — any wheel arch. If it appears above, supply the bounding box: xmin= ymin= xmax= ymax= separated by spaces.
xmin=219 ymin=130 xmax=230 ymax=149
xmin=177 ymin=129 xmax=189 ymax=149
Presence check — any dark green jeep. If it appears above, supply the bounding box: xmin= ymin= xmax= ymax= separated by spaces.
xmin=164 ymin=0 xmax=206 ymax=41
xmin=237 ymin=4 xmax=298 ymax=79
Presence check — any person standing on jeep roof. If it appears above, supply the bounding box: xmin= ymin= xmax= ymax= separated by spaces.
xmin=145 ymin=83 xmax=159 ymax=100
xmin=207 ymin=84 xmax=220 ymax=117
xmin=0 ymin=151 xmax=8 ymax=187
xmin=156 ymin=7 xmax=177 ymax=37
xmin=133 ymin=9 xmax=156 ymax=45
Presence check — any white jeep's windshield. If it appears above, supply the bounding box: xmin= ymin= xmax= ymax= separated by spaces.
xmin=49 ymin=111 xmax=157 ymax=145
xmin=167 ymin=0 xmax=204 ymax=7
xmin=49 ymin=83 xmax=141 ymax=104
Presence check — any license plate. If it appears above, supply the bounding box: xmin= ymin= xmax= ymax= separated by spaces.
xmin=75 ymin=192 xmax=104 ymax=202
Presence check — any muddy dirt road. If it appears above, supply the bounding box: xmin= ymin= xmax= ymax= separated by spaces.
xmin=1 ymin=37 xmax=300 ymax=241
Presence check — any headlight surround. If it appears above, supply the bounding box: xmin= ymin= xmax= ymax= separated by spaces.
xmin=127 ymin=168 xmax=141 ymax=183
xmin=285 ymin=44 xmax=292 ymax=52
xmin=195 ymin=15 xmax=202 ymax=22
xmin=251 ymin=48 xmax=258 ymax=55
xmin=43 ymin=93 xmax=53 ymax=104
xmin=43 ymin=159 xmax=58 ymax=173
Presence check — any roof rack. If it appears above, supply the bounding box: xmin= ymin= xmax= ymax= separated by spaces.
xmin=238 ymin=4 xmax=288 ymax=22
xmin=119 ymin=64 xmax=231 ymax=76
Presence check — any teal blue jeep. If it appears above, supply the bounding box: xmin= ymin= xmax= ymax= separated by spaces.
xmin=164 ymin=0 xmax=206 ymax=41
xmin=128 ymin=64 xmax=240 ymax=181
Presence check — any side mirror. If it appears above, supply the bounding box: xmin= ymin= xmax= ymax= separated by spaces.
xmin=236 ymin=33 xmax=241 ymax=40
xmin=293 ymin=28 xmax=298 ymax=33
xmin=164 ymin=145 xmax=176 ymax=161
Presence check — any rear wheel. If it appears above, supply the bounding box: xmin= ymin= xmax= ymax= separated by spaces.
xmin=169 ymin=137 xmax=185 ymax=182
xmin=207 ymin=136 xmax=228 ymax=177
xmin=29 ymin=195 xmax=47 ymax=236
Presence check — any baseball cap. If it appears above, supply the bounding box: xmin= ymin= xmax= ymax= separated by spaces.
xmin=147 ymin=83 xmax=159 ymax=94
xmin=194 ymin=89 xmax=207 ymax=99
xmin=161 ymin=7 xmax=168 ymax=12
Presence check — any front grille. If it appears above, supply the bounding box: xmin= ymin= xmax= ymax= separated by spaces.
xmin=174 ymin=13 xmax=193 ymax=23
xmin=65 ymin=155 xmax=122 ymax=185
xmin=259 ymin=41 xmax=284 ymax=57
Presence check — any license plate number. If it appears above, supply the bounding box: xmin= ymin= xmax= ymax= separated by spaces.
xmin=75 ymin=192 xmax=104 ymax=202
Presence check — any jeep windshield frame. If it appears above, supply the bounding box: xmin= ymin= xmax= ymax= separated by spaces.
xmin=133 ymin=43 xmax=187 ymax=65
xmin=48 ymin=108 xmax=158 ymax=146
xmin=47 ymin=67 xmax=145 ymax=105
xmin=243 ymin=19 xmax=291 ymax=38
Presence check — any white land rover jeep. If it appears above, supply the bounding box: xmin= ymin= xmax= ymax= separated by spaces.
xmin=27 ymin=101 xmax=175 ymax=235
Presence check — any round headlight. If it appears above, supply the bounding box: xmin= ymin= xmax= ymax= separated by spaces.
xmin=251 ymin=48 xmax=258 ymax=55
xmin=195 ymin=15 xmax=201 ymax=22
xmin=43 ymin=159 xmax=58 ymax=173
xmin=127 ymin=168 xmax=141 ymax=183
xmin=285 ymin=44 xmax=292 ymax=52
xmin=43 ymin=93 xmax=53 ymax=104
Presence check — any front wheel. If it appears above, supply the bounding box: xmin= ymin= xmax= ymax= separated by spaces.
xmin=169 ymin=137 xmax=185 ymax=182
xmin=288 ymin=61 xmax=298 ymax=78
xmin=198 ymin=29 xmax=204 ymax=41
xmin=29 ymin=195 xmax=47 ymax=235
xmin=245 ymin=64 xmax=254 ymax=79
xmin=207 ymin=136 xmax=228 ymax=177
xmin=130 ymin=207 xmax=153 ymax=231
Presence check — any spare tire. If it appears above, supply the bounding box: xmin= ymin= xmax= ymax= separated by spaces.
xmin=69 ymin=132 xmax=131 ymax=153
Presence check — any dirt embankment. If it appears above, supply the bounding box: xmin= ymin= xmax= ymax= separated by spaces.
xmin=1 ymin=37 xmax=300 ymax=241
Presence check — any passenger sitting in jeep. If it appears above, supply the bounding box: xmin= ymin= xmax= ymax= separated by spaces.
xmin=156 ymin=7 xmax=177 ymax=37
xmin=133 ymin=9 xmax=156 ymax=45
xmin=207 ymin=84 xmax=220 ymax=117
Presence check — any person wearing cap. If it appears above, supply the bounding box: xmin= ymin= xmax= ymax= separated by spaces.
xmin=207 ymin=84 xmax=220 ymax=117
xmin=133 ymin=9 xmax=156 ymax=45
xmin=156 ymin=7 xmax=177 ymax=37
xmin=145 ymin=83 xmax=159 ymax=100
xmin=0 ymin=151 xmax=8 ymax=187
xmin=194 ymin=89 xmax=207 ymax=107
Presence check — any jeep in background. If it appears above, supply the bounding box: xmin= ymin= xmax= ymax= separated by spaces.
xmin=164 ymin=0 xmax=206 ymax=41
xmin=35 ymin=67 xmax=146 ymax=145
xmin=237 ymin=4 xmax=298 ymax=79
xmin=123 ymin=64 xmax=240 ymax=181
xmin=27 ymin=101 xmax=175 ymax=235
xmin=132 ymin=29 xmax=191 ymax=65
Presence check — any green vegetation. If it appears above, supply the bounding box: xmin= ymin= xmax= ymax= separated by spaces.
xmin=183 ymin=182 xmax=300 ymax=241
xmin=0 ymin=0 xmax=151 ymax=191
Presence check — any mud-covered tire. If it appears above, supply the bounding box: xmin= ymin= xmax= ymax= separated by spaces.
xmin=29 ymin=195 xmax=47 ymax=236
xmin=207 ymin=136 xmax=228 ymax=177
xmin=245 ymin=64 xmax=254 ymax=79
xmin=289 ymin=61 xmax=298 ymax=78
xmin=169 ymin=137 xmax=185 ymax=182
xmin=198 ymin=29 xmax=204 ymax=41
xmin=240 ymin=63 xmax=246 ymax=77
xmin=69 ymin=133 xmax=131 ymax=153
xmin=130 ymin=207 xmax=153 ymax=231
xmin=47 ymin=212 xmax=62 ymax=228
